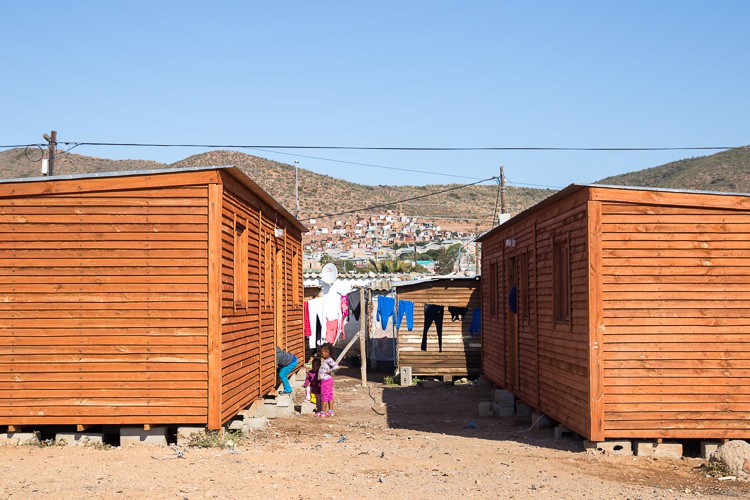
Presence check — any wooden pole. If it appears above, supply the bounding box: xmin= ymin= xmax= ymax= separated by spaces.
xmin=359 ymin=287 xmax=368 ymax=386
xmin=43 ymin=130 xmax=57 ymax=176
xmin=499 ymin=165 xmax=506 ymax=214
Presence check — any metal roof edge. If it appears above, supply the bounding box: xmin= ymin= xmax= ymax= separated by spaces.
xmin=0 ymin=165 xmax=232 ymax=185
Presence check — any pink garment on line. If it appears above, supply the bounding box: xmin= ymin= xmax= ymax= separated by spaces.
xmin=303 ymin=301 xmax=311 ymax=337
xmin=325 ymin=319 xmax=338 ymax=344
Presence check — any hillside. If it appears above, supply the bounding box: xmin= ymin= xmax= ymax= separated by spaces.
xmin=0 ymin=148 xmax=552 ymax=227
xmin=597 ymin=147 xmax=750 ymax=193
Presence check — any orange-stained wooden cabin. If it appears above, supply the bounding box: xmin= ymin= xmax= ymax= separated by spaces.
xmin=0 ymin=166 xmax=306 ymax=429
xmin=476 ymin=184 xmax=750 ymax=441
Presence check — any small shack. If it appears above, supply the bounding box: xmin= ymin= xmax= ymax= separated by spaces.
xmin=393 ymin=277 xmax=482 ymax=380
xmin=0 ymin=166 xmax=306 ymax=430
xmin=476 ymin=184 xmax=750 ymax=441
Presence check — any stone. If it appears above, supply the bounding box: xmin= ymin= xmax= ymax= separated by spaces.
xmin=531 ymin=411 xmax=553 ymax=430
xmin=176 ymin=427 xmax=206 ymax=447
xmin=300 ymin=401 xmax=317 ymax=415
xmin=0 ymin=432 xmax=38 ymax=446
xmin=634 ymin=441 xmax=683 ymax=459
xmin=493 ymin=390 xmax=514 ymax=408
xmin=242 ymin=417 xmax=269 ymax=431
xmin=120 ymin=426 xmax=168 ymax=446
xmin=584 ymin=440 xmax=633 ymax=456
xmin=478 ymin=401 xmax=493 ymax=417
xmin=515 ymin=401 xmax=533 ymax=423
xmin=400 ymin=366 xmax=413 ymax=387
xmin=700 ymin=441 xmax=722 ymax=460
xmin=710 ymin=440 xmax=750 ymax=480
xmin=493 ymin=403 xmax=514 ymax=418
xmin=55 ymin=432 xmax=104 ymax=446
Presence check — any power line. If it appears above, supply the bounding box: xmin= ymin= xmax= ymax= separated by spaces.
xmin=506 ymin=178 xmax=565 ymax=189
xmin=3 ymin=142 xmax=743 ymax=152
xmin=303 ymin=176 xmax=497 ymax=222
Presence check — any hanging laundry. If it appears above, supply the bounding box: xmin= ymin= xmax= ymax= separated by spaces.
xmin=303 ymin=301 xmax=312 ymax=337
xmin=469 ymin=307 xmax=481 ymax=336
xmin=397 ymin=299 xmax=414 ymax=331
xmin=344 ymin=290 xmax=361 ymax=337
xmin=307 ymin=297 xmax=324 ymax=349
xmin=325 ymin=319 xmax=338 ymax=344
xmin=376 ymin=295 xmax=396 ymax=330
xmin=338 ymin=294 xmax=349 ymax=340
xmin=421 ymin=304 xmax=445 ymax=352
xmin=448 ymin=306 xmax=468 ymax=322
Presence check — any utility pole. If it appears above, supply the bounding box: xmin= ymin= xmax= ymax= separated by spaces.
xmin=294 ymin=160 xmax=300 ymax=216
xmin=499 ymin=165 xmax=507 ymax=215
xmin=43 ymin=130 xmax=57 ymax=176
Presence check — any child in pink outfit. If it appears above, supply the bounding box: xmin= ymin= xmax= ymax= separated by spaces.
xmin=316 ymin=344 xmax=339 ymax=417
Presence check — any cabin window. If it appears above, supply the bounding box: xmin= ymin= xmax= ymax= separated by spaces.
xmin=489 ymin=261 xmax=498 ymax=317
xmin=234 ymin=221 xmax=249 ymax=308
xmin=553 ymin=239 xmax=570 ymax=323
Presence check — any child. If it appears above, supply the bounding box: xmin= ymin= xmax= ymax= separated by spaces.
xmin=304 ymin=357 xmax=322 ymax=404
xmin=276 ymin=345 xmax=298 ymax=395
xmin=316 ymin=344 xmax=339 ymax=417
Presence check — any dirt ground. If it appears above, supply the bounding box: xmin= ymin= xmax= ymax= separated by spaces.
xmin=1 ymin=369 xmax=749 ymax=499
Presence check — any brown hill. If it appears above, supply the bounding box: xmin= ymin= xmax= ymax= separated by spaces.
xmin=597 ymin=147 xmax=750 ymax=193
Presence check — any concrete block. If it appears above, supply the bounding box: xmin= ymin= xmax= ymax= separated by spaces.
xmin=532 ymin=411 xmax=553 ymax=430
xmin=400 ymin=366 xmax=413 ymax=387
xmin=300 ymin=401 xmax=317 ymax=415
xmin=0 ymin=432 xmax=38 ymax=446
xmin=251 ymin=403 xmax=277 ymax=419
xmin=478 ymin=401 xmax=493 ymax=417
xmin=271 ymin=404 xmax=294 ymax=418
xmin=227 ymin=418 xmax=245 ymax=431
xmin=176 ymin=427 xmax=206 ymax=447
xmin=634 ymin=441 xmax=683 ymax=459
xmin=554 ymin=426 xmax=574 ymax=440
xmin=584 ymin=440 xmax=633 ymax=456
xmin=418 ymin=380 xmax=442 ymax=389
xmin=120 ymin=426 xmax=168 ymax=446
xmin=493 ymin=403 xmax=515 ymax=418
xmin=242 ymin=417 xmax=269 ymax=431
xmin=55 ymin=432 xmax=104 ymax=446
xmin=701 ymin=441 xmax=722 ymax=459
xmin=476 ymin=376 xmax=494 ymax=389
xmin=515 ymin=401 xmax=533 ymax=423
xmin=274 ymin=393 xmax=293 ymax=408
xmin=494 ymin=389 xmax=515 ymax=408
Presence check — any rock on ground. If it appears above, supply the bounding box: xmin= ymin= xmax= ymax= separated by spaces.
xmin=710 ymin=440 xmax=750 ymax=480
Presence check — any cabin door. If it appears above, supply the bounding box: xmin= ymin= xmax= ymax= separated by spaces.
xmin=507 ymin=256 xmax=519 ymax=389
xmin=274 ymin=243 xmax=285 ymax=347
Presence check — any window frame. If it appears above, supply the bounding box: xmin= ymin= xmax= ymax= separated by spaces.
xmin=552 ymin=233 xmax=571 ymax=326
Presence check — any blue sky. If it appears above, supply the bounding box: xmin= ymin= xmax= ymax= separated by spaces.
xmin=1 ymin=1 xmax=747 ymax=189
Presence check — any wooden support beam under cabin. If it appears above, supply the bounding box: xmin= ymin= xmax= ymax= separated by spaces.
xmin=8 ymin=425 xmax=22 ymax=432
xmin=77 ymin=424 xmax=92 ymax=432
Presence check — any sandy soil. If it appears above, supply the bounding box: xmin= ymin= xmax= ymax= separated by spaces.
xmin=1 ymin=370 xmax=748 ymax=499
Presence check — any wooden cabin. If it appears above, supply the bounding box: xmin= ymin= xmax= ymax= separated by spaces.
xmin=394 ymin=277 xmax=481 ymax=380
xmin=476 ymin=184 xmax=750 ymax=441
xmin=0 ymin=166 xmax=306 ymax=430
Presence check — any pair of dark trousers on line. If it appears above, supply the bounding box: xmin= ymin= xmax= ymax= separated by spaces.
xmin=421 ymin=304 xmax=444 ymax=352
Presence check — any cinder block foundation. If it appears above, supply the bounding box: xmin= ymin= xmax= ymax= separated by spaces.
xmin=273 ymin=404 xmax=294 ymax=418
xmin=274 ymin=394 xmax=293 ymax=408
xmin=120 ymin=426 xmax=168 ymax=446
xmin=584 ymin=440 xmax=633 ymax=456
xmin=227 ymin=418 xmax=245 ymax=431
xmin=634 ymin=441 xmax=683 ymax=459
xmin=493 ymin=403 xmax=514 ymax=418
xmin=515 ymin=401 xmax=533 ymax=423
xmin=494 ymin=389 xmax=515 ymax=407
xmin=478 ymin=401 xmax=493 ymax=417
xmin=553 ymin=425 xmax=575 ymax=439
xmin=700 ymin=441 xmax=722 ymax=459
xmin=400 ymin=366 xmax=413 ymax=387
xmin=242 ymin=417 xmax=269 ymax=431
xmin=532 ymin=411 xmax=553 ymax=430
xmin=0 ymin=432 xmax=38 ymax=446
xmin=55 ymin=432 xmax=104 ymax=446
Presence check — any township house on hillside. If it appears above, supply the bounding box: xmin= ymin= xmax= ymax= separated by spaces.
xmin=0 ymin=166 xmax=306 ymax=430
xmin=477 ymin=184 xmax=750 ymax=442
